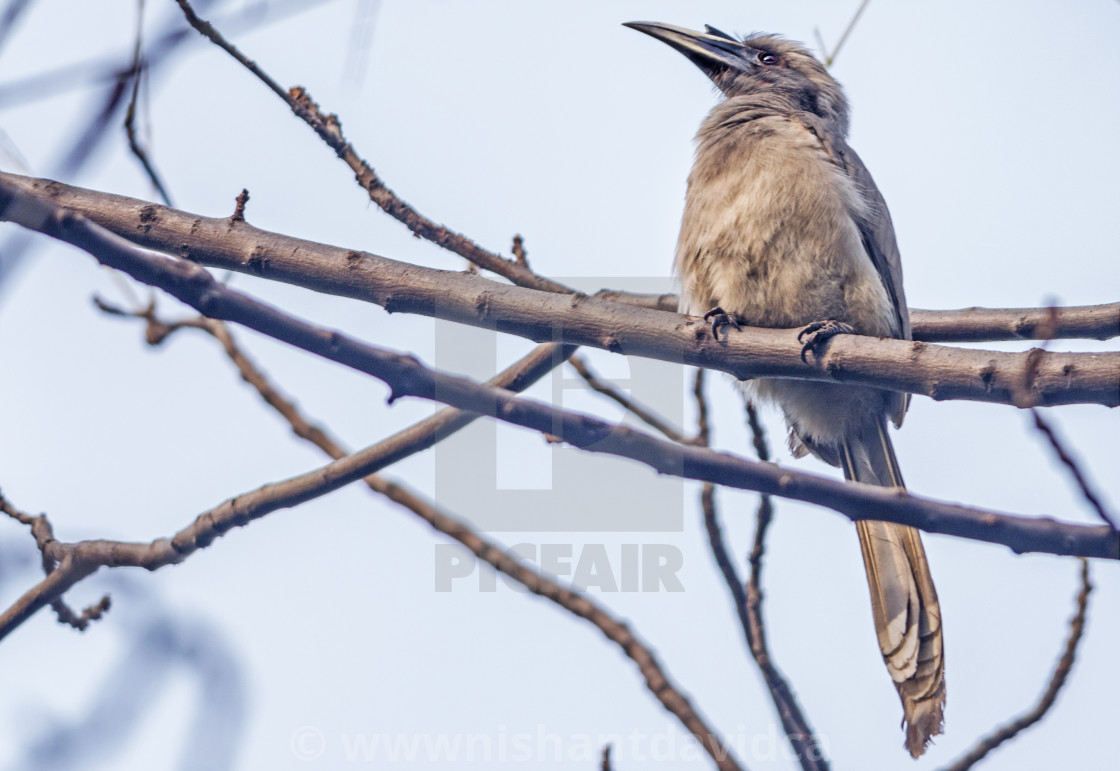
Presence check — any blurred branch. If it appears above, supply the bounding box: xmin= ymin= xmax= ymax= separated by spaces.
xmin=0 ymin=0 xmax=302 ymax=294
xmin=97 ymin=305 xmax=743 ymax=771
xmin=1 ymin=184 xmax=1116 ymax=563
xmin=694 ymin=371 xmax=828 ymax=771
xmin=3 ymin=173 xmax=1116 ymax=409
xmin=0 ymin=0 xmax=333 ymax=108
xmin=815 ymin=0 xmax=873 ymax=67
xmin=941 ymin=560 xmax=1092 ymax=771
xmin=123 ymin=0 xmax=174 ymax=207
xmin=0 ymin=0 xmax=34 ymax=54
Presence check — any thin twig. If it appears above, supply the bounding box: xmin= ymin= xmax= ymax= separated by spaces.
xmin=174 ymin=0 xmax=569 ymax=294
xmin=569 ymin=355 xmax=693 ymax=444
xmin=2 ymin=186 xmax=1115 ymax=561
xmin=0 ymin=492 xmax=112 ymax=632
xmin=694 ymin=372 xmax=828 ymax=771
xmin=1030 ymin=411 xmax=1117 ymax=529
xmin=123 ymin=0 xmax=173 ymax=207
xmin=824 ymin=0 xmax=872 ymax=66
xmin=940 ymin=560 xmax=1093 ymax=771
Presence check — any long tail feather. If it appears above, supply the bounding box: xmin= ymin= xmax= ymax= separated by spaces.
xmin=841 ymin=420 xmax=945 ymax=758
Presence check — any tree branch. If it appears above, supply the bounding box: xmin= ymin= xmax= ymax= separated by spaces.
xmin=593 ymin=290 xmax=1120 ymax=344
xmin=941 ymin=560 xmax=1093 ymax=771
xmin=174 ymin=0 xmax=567 ymax=294
xmin=3 ymin=173 xmax=1116 ymax=409
xmin=569 ymin=354 xmax=694 ymax=444
xmin=2 ymin=184 xmax=1114 ymax=563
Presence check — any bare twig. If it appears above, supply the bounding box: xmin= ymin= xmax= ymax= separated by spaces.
xmin=694 ymin=372 xmax=828 ymax=771
xmin=569 ymin=355 xmax=693 ymax=444
xmin=174 ymin=0 xmax=569 ymax=294
xmin=2 ymin=185 xmax=1116 ymax=560
xmin=4 ymin=173 xmax=1115 ymax=409
xmin=821 ymin=0 xmax=873 ymax=66
xmin=1029 ymin=411 xmax=1117 ymax=529
xmin=941 ymin=560 xmax=1093 ymax=771
xmin=1 ymin=492 xmax=112 ymax=632
xmin=50 ymin=595 xmax=112 ymax=631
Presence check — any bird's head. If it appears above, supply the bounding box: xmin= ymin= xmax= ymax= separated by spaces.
xmin=624 ymin=22 xmax=849 ymax=130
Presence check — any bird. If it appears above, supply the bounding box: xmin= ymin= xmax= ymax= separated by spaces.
xmin=624 ymin=21 xmax=945 ymax=757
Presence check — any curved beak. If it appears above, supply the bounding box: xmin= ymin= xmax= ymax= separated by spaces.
xmin=623 ymin=21 xmax=749 ymax=79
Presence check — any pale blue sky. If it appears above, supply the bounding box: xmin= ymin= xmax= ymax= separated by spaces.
xmin=1 ymin=1 xmax=1117 ymax=769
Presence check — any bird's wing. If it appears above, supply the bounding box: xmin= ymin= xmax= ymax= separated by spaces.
xmin=837 ymin=145 xmax=911 ymax=341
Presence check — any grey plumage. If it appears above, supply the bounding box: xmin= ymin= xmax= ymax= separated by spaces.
xmin=626 ymin=22 xmax=944 ymax=757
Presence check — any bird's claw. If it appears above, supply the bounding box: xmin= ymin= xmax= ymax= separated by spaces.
xmin=798 ymin=319 xmax=855 ymax=362
xmin=702 ymin=307 xmax=743 ymax=341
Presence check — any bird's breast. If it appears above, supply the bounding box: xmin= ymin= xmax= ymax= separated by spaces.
xmin=674 ymin=117 xmax=894 ymax=337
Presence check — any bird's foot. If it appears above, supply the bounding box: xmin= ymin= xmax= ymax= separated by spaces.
xmin=702 ymin=307 xmax=743 ymax=341
xmin=798 ymin=319 xmax=855 ymax=362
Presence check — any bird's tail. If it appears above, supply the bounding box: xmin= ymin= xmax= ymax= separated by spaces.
xmin=840 ymin=419 xmax=945 ymax=758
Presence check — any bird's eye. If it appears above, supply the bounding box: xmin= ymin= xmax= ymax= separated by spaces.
xmin=758 ymin=52 xmax=779 ymax=66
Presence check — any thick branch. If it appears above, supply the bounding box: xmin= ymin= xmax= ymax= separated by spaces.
xmin=909 ymin=305 xmax=1120 ymax=344
xmin=2 ymin=186 xmax=1115 ymax=562
xmin=590 ymin=293 xmax=1120 ymax=344
xmin=3 ymin=174 xmax=1116 ymax=408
